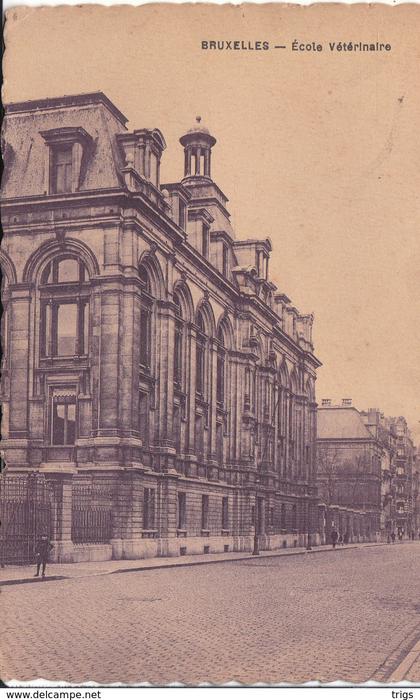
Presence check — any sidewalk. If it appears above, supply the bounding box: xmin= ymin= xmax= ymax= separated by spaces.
xmin=0 ymin=540 xmax=391 ymax=586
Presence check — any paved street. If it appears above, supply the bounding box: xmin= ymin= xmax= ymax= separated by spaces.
xmin=1 ymin=543 xmax=420 ymax=685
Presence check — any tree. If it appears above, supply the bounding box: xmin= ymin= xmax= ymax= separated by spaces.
xmin=316 ymin=444 xmax=341 ymax=506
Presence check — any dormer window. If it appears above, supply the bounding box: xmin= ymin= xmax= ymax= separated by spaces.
xmin=50 ymin=145 xmax=73 ymax=194
xmin=40 ymin=127 xmax=93 ymax=195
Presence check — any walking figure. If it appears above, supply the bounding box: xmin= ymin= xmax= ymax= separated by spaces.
xmin=331 ymin=528 xmax=338 ymax=549
xmin=390 ymin=531 xmax=396 ymax=544
xmin=34 ymin=534 xmax=53 ymax=578
xmin=343 ymin=531 xmax=350 ymax=545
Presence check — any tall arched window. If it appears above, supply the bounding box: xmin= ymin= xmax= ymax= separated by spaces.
xmin=139 ymin=264 xmax=152 ymax=370
xmin=40 ymin=255 xmax=89 ymax=357
xmin=216 ymin=326 xmax=226 ymax=405
xmin=173 ymin=292 xmax=183 ymax=387
xmin=196 ymin=310 xmax=206 ymax=396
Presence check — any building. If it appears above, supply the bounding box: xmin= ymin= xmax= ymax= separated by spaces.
xmin=413 ymin=446 xmax=420 ymax=537
xmin=388 ymin=417 xmax=416 ymax=537
xmin=316 ymin=400 xmax=383 ymax=543
xmin=360 ymin=409 xmax=397 ymax=538
xmin=1 ymin=92 xmax=321 ymax=563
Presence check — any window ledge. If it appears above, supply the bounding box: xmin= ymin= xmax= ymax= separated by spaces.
xmin=141 ymin=530 xmax=158 ymax=539
xmin=177 ymin=529 xmax=187 ymax=538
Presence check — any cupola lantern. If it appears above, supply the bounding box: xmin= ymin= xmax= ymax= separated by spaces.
xmin=179 ymin=116 xmax=216 ymax=180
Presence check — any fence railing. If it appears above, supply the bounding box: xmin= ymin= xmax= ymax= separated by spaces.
xmin=0 ymin=473 xmax=52 ymax=565
xmin=71 ymin=507 xmax=112 ymax=544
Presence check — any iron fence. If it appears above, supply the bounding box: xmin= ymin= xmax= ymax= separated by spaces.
xmin=71 ymin=482 xmax=113 ymax=544
xmin=0 ymin=473 xmax=52 ymax=565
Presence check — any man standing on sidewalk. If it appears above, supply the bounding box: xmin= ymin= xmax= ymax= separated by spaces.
xmin=34 ymin=534 xmax=53 ymax=578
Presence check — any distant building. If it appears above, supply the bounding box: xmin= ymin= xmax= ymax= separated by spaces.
xmin=1 ymin=92 xmax=321 ymax=563
xmin=360 ymin=409 xmax=397 ymax=536
xmin=388 ymin=417 xmax=416 ymax=537
xmin=316 ymin=400 xmax=383 ymax=543
xmin=413 ymin=446 xmax=420 ymax=537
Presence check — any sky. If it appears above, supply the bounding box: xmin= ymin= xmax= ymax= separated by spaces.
xmin=4 ymin=3 xmax=420 ymax=440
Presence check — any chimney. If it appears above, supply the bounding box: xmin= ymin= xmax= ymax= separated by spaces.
xmin=342 ymin=398 xmax=352 ymax=407
xmin=321 ymin=399 xmax=332 ymax=407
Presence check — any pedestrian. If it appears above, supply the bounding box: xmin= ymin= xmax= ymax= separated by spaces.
xmin=387 ymin=533 xmax=390 ymax=544
xmin=338 ymin=533 xmax=343 ymax=546
xmin=390 ymin=531 xmax=396 ymax=544
xmin=34 ymin=533 xmax=53 ymax=578
xmin=344 ymin=531 xmax=349 ymax=545
xmin=331 ymin=528 xmax=338 ymax=549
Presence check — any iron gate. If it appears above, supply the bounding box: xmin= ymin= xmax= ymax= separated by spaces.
xmin=0 ymin=472 xmax=53 ymax=565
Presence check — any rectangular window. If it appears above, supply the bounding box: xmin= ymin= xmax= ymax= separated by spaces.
xmin=195 ymin=414 xmax=204 ymax=458
xmin=140 ymin=306 xmax=151 ymax=368
xmin=138 ymin=391 xmax=149 ymax=445
xmin=178 ymin=201 xmax=186 ymax=230
xmin=216 ymin=423 xmax=223 ymax=465
xmin=56 ymin=303 xmax=78 ymax=356
xmin=51 ymin=392 xmax=76 ymax=445
xmin=41 ymin=301 xmax=88 ymax=357
xmin=202 ymin=225 xmax=209 ymax=258
xmin=201 ymin=495 xmax=209 ymax=530
xmin=222 ymin=497 xmax=229 ymax=530
xmin=196 ymin=339 xmax=205 ymax=395
xmin=173 ymin=403 xmax=181 ymax=453
xmin=50 ymin=145 xmax=73 ymax=194
xmin=222 ymin=243 xmax=229 ymax=277
xmin=216 ymin=353 xmax=224 ymax=404
xmin=150 ymin=152 xmax=158 ymax=186
xmin=174 ymin=323 xmax=182 ymax=386
xmin=177 ymin=492 xmax=186 ymax=530
xmin=143 ymin=488 xmax=156 ymax=529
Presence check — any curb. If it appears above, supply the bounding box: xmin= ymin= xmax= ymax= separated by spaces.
xmin=0 ymin=542 xmax=381 ymax=586
xmin=0 ymin=575 xmax=68 ymax=587
xmin=108 ymin=543 xmax=363 ymax=576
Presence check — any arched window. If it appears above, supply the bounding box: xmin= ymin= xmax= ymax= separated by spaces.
xmin=196 ymin=310 xmax=206 ymax=396
xmin=40 ymin=255 xmax=90 ymax=357
xmin=216 ymin=326 xmax=225 ymax=405
xmin=139 ymin=264 xmax=152 ymax=370
xmin=173 ymin=292 xmax=183 ymax=387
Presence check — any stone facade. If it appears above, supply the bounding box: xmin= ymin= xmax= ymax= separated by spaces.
xmin=1 ymin=92 xmax=321 ymax=562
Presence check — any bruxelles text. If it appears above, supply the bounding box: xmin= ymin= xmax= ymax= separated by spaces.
xmin=201 ymin=40 xmax=392 ymax=52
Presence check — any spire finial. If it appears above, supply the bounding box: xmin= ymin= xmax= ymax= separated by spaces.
xmin=196 ymin=115 xmax=201 ymax=124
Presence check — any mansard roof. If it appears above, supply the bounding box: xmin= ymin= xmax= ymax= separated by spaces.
xmin=317 ymin=407 xmax=375 ymax=441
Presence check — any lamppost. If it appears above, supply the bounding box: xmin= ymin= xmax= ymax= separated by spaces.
xmin=306 ymin=499 xmax=312 ymax=550
xmin=252 ymin=476 xmax=260 ymax=556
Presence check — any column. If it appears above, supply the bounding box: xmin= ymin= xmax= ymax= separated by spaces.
xmin=204 ymin=149 xmax=210 ymax=177
xmin=49 ymin=473 xmax=74 ymax=562
xmin=195 ymin=147 xmax=201 ymax=175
